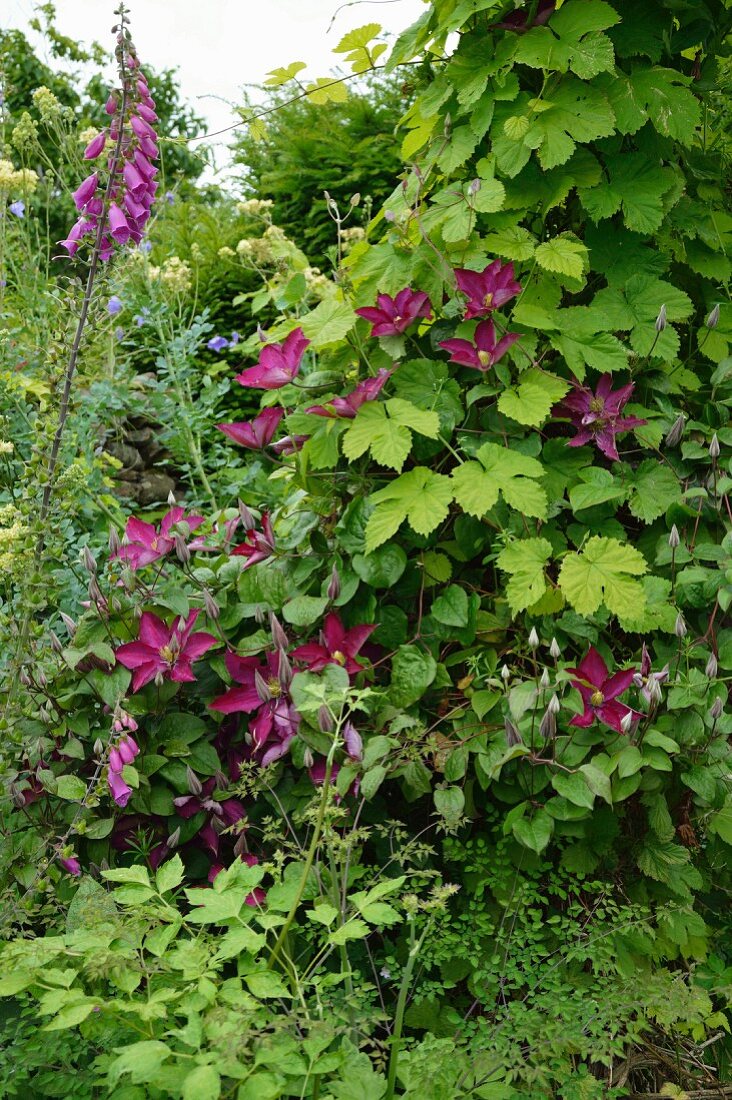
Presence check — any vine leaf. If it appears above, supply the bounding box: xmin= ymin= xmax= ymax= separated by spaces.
xmin=342 ymin=399 xmax=439 ymax=472
xmin=496 ymin=537 xmax=553 ymax=613
xmin=498 ymin=368 xmax=570 ymax=426
xmin=452 ymin=443 xmax=548 ymax=519
xmin=365 ymin=468 xmax=453 ymax=552
xmin=535 ymin=234 xmax=588 ymax=280
xmin=559 ymin=536 xmax=647 ymax=617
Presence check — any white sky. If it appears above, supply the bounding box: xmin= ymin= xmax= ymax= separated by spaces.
xmin=5 ymin=0 xmax=427 ymax=181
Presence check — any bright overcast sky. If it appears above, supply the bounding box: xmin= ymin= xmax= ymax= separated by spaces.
xmin=5 ymin=0 xmax=427 ymax=179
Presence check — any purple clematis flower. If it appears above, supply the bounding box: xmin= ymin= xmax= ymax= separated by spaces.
xmin=116 ymin=610 xmax=217 ymax=692
xmin=552 ymin=374 xmax=647 ymax=462
xmin=568 ymin=647 xmax=640 ymax=734
xmin=356 ymin=288 xmax=432 ymax=337
xmin=210 ymin=650 xmax=300 ymax=766
xmin=307 ymin=368 xmax=393 ymax=418
xmin=439 ymin=319 xmax=519 ymax=371
xmin=113 ymin=506 xmax=204 ymax=570
xmin=235 ymin=328 xmax=310 ymax=389
xmin=633 ymin=643 xmax=669 ymax=707
xmin=231 ymin=512 xmax=275 ymax=569
xmin=271 ymin=433 xmax=308 ymax=455
xmin=291 ymin=613 xmax=375 ymax=677
xmin=207 ymin=335 xmax=229 ymax=352
xmin=173 ymin=776 xmax=246 ymax=859
xmin=217 ymin=407 xmax=284 ymax=449
xmin=454 ymin=260 xmax=522 ymax=319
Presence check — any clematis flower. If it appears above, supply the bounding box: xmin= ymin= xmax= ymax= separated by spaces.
xmin=552 ymin=374 xmax=647 ymax=462
xmin=113 ymin=506 xmax=204 ymax=570
xmin=217 ymin=407 xmax=284 ymax=449
xmin=235 ymin=328 xmax=309 ymax=389
xmin=307 ymin=368 xmax=393 ymax=418
xmin=173 ymin=776 xmax=246 ymax=859
xmin=439 ymin=319 xmax=519 ymax=370
xmin=291 ymin=613 xmax=375 ymax=677
xmin=271 ymin=433 xmax=308 ymax=455
xmin=568 ymin=647 xmax=640 ymax=734
xmin=633 ymin=643 xmax=669 ymax=707
xmin=494 ymin=0 xmax=555 ymax=32
xmin=454 ymin=260 xmax=522 ymax=319
xmin=207 ymin=335 xmax=229 ymax=352
xmin=231 ymin=512 xmax=275 ymax=569
xmin=116 ymin=610 xmax=217 ymax=692
xmin=356 ymin=288 xmax=431 ymax=337
xmin=210 ymin=650 xmax=300 ymax=765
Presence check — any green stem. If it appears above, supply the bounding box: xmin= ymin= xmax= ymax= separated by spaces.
xmin=385 ymin=920 xmax=423 ymax=1100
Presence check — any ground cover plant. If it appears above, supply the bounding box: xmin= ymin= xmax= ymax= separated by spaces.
xmin=0 ymin=0 xmax=732 ymax=1096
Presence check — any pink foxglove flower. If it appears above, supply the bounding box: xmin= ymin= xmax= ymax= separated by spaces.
xmin=307 ymin=368 xmax=392 ymax=419
xmin=568 ymin=647 xmax=640 ymax=734
xmin=217 ymin=407 xmax=284 ymax=449
xmin=60 ymin=19 xmax=159 ymax=259
xmin=59 ymin=854 xmax=82 ymax=876
xmin=113 ymin=506 xmax=204 ymax=570
xmin=116 ymin=610 xmax=216 ymax=692
xmin=356 ymin=288 xmax=431 ymax=336
xmin=552 ymin=374 xmax=647 ymax=462
xmin=291 ymin=613 xmax=375 ymax=677
xmin=454 ymin=260 xmax=522 ymax=318
xmin=439 ymin=319 xmax=519 ymax=370
xmin=231 ymin=512 xmax=275 ymax=569
xmin=235 ymin=329 xmax=310 ymax=389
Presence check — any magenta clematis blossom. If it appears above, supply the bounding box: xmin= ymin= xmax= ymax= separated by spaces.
xmin=235 ymin=328 xmax=309 ymax=390
xmin=356 ymin=288 xmax=432 ymax=337
xmin=568 ymin=647 xmax=640 ymax=734
xmin=209 ymin=650 xmax=300 ymax=766
xmin=633 ymin=643 xmax=669 ymax=707
xmin=454 ymin=260 xmax=522 ymax=319
xmin=173 ymin=776 xmax=246 ymax=859
xmin=307 ymin=368 xmax=393 ymax=419
xmin=291 ymin=613 xmax=375 ymax=677
xmin=439 ymin=319 xmax=519 ymax=371
xmin=231 ymin=512 xmax=275 ymax=569
xmin=217 ymin=407 xmax=285 ymax=449
xmin=113 ymin=506 xmax=204 ymax=570
xmin=271 ymin=433 xmax=308 ymax=455
xmin=59 ymin=854 xmax=81 ymax=876
xmin=115 ymin=610 xmax=217 ymax=692
xmin=552 ymin=374 xmax=647 ymax=462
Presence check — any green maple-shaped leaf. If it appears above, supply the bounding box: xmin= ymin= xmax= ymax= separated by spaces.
xmin=524 ymin=78 xmax=616 ymax=170
xmin=626 ymin=460 xmax=681 ymax=523
xmin=452 ymin=443 xmax=547 ymax=519
xmin=342 ymin=399 xmax=439 ymax=472
xmin=579 ymin=154 xmax=679 ymax=234
xmin=558 ymin=535 xmax=647 ymax=617
xmin=513 ymin=0 xmax=619 ymax=81
xmin=592 ymin=274 xmax=693 ymax=358
xmin=496 ymin=537 xmax=553 ymax=613
xmin=535 ymin=234 xmax=588 ymax=280
xmin=365 ymin=468 xmax=453 ymax=552
xmin=551 ymin=307 xmax=629 ymax=380
xmin=498 ymin=369 xmax=570 ymax=426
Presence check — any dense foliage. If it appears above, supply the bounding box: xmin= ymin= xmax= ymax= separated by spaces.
xmin=1 ymin=0 xmax=732 ymax=1096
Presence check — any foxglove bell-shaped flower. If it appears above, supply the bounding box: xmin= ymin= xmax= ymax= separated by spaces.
xmin=568 ymin=647 xmax=640 ymax=734
xmin=307 ymin=368 xmax=393 ymax=418
xmin=59 ymin=854 xmax=82 ymax=876
xmin=552 ymin=374 xmax=647 ymax=462
xmin=291 ymin=613 xmax=375 ymax=677
xmin=356 ymin=288 xmax=432 ymax=336
xmin=115 ymin=610 xmax=217 ymax=692
xmin=72 ymin=173 xmax=99 ymax=210
xmin=454 ymin=260 xmax=522 ymax=318
xmin=235 ymin=328 xmax=310 ymax=389
xmin=439 ymin=319 xmax=519 ymax=370
xmin=217 ymin=407 xmax=284 ymax=449
xmin=84 ymin=131 xmax=107 ymax=159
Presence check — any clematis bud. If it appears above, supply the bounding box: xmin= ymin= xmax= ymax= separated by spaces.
xmin=9 ymin=783 xmax=25 ymax=809
xmin=214 ymin=770 xmax=228 ymax=790
xmin=318 ymin=705 xmax=334 ymax=733
xmin=166 ymin=826 xmax=180 ymax=849
xmin=674 ymin=612 xmax=687 ymax=639
xmin=665 ymin=414 xmax=685 ymax=448
xmin=549 ymin=637 xmax=561 ymax=661
xmin=343 ymin=720 xmax=363 ymax=761
xmin=655 ymin=304 xmax=667 ymax=331
xmin=706 ymin=304 xmax=720 ymax=329
xmin=278 ymin=649 xmax=293 ymax=688
xmin=540 ymin=668 xmax=550 ymax=690
xmin=528 ymin=627 xmax=539 ymax=650
xmin=186 ymin=765 xmax=203 ymax=795
xmin=504 ymin=717 xmax=522 ymax=747
xmin=167 ymin=489 xmax=177 ymax=506
xmin=83 ymin=545 xmax=97 ymax=573
xmin=50 ymin=631 xmax=63 ymax=654
xmin=705 ymin=652 xmax=718 ymax=678
xmin=469 ymin=178 xmax=481 ymax=195
xmin=709 ymin=433 xmax=720 ymax=460
xmin=254 ymin=670 xmax=272 ymax=703
xmin=238 ymin=500 xmax=255 ymax=529
xmin=270 ymin=613 xmax=289 ymax=652
xmin=173 ymin=533 xmax=190 ymax=564
xmin=60 ymin=612 xmax=76 ymax=637
xmin=710 ymin=696 xmax=723 ymax=720
xmin=501 ymin=664 xmax=511 ymax=683
xmin=548 ymin=693 xmax=561 ymax=715
xmin=303 ymin=747 xmax=314 ymax=769
xmin=539 ymin=708 xmax=556 ymax=740
xmin=668 ymin=524 xmax=680 ymax=549
xmin=254 ymin=604 xmax=265 ymax=625
xmin=349 ymin=193 xmax=361 ymax=206
xmin=620 ymin=710 xmax=634 ymax=734
xmin=19 ymin=668 xmax=31 ymax=687
xmin=108 ymin=526 xmax=121 ymax=555
xmin=94 ymin=738 xmax=104 ymax=757
xmin=648 ymin=677 xmax=663 ymax=706
xmin=327 ymin=564 xmax=341 ymax=601
xmin=203 ymin=588 xmax=220 ymax=620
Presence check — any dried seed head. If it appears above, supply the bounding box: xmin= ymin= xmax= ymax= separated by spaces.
xmin=705 ymin=652 xmax=718 ymax=678
xmin=655 ymin=303 xmax=667 ymax=331
xmin=706 ymin=303 xmax=720 ymax=329
xmin=674 ymin=612 xmax=687 ymax=639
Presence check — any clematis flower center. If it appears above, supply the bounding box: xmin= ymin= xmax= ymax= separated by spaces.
xmin=477 ymin=350 xmax=491 ymax=367
xmin=268 ymin=677 xmax=282 ymax=698
xmin=393 ymin=314 xmax=403 ymax=325
xmin=589 ymin=398 xmax=605 ymax=414
xmin=159 ymin=644 xmax=176 ymax=665
xmin=332 ymin=650 xmax=347 ymax=665
xmin=151 ymin=537 xmax=158 ymax=550
xmin=483 ymin=292 xmax=493 ymax=307
xmin=590 ymin=689 xmax=604 ymax=707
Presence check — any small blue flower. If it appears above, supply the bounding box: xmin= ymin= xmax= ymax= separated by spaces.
xmin=165 ymin=191 xmax=175 ymax=205
xmin=115 ymin=326 xmax=125 ymax=341
xmin=133 ymin=308 xmax=150 ymax=327
xmin=230 ymin=331 xmax=240 ymax=345
xmin=107 ymin=295 xmax=123 ymax=316
xmin=140 ymin=239 xmax=152 ymax=253
xmin=8 ymin=200 xmax=25 ymax=218
xmin=207 ymin=335 xmax=229 ymax=352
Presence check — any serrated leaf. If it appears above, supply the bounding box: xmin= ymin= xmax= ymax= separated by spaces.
xmin=496 ymin=537 xmax=553 ymax=613
xmin=300 ymin=298 xmax=355 ymax=345
xmin=264 ymin=62 xmax=307 ymax=86
xmin=155 ymin=854 xmax=184 ymax=895
xmin=523 ymin=78 xmax=616 ymax=170
xmin=366 ymin=468 xmax=453 ymax=551
xmin=452 ymin=443 xmax=547 ymax=520
xmin=498 ymin=368 xmax=570 ymax=426
xmin=627 ymin=461 xmax=680 ymax=523
xmin=513 ymin=809 xmax=553 ymax=853
xmin=559 ymin=536 xmax=647 ymax=617
xmin=535 ymin=235 xmax=588 ymax=279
